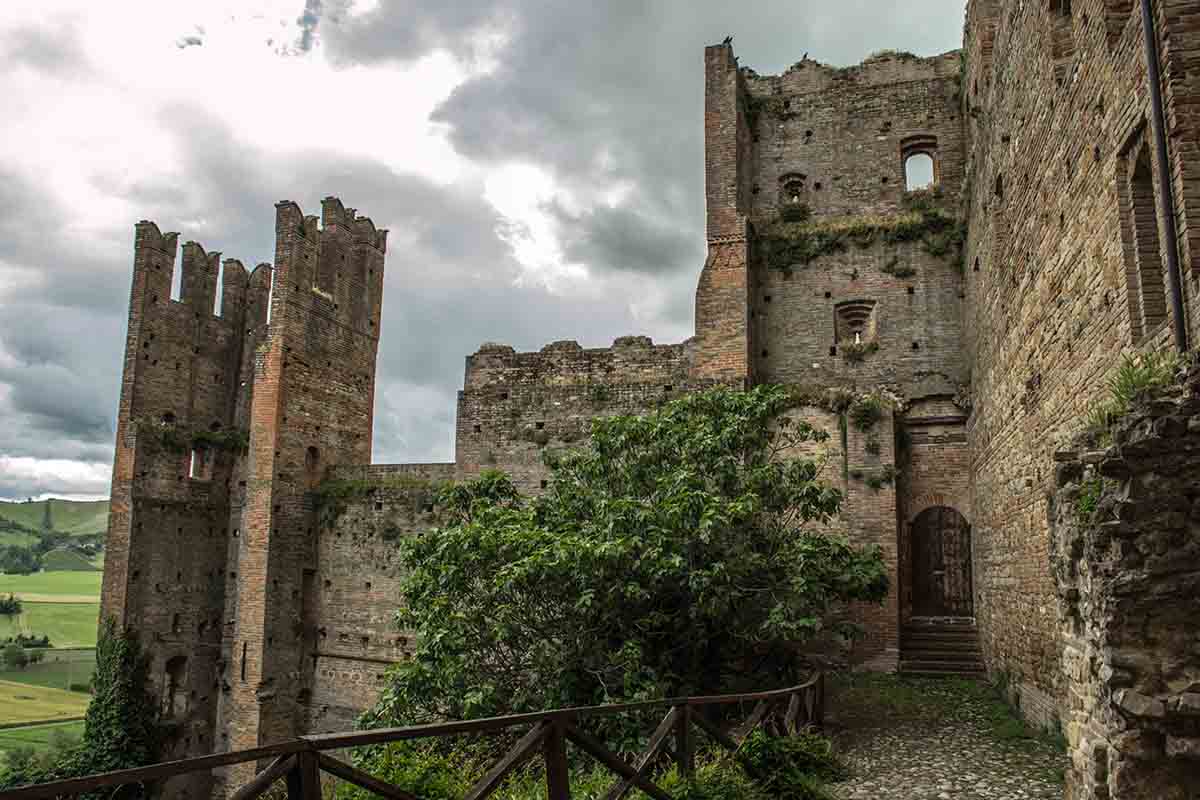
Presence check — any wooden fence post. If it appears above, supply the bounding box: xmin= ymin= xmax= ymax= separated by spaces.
xmin=674 ymin=706 xmax=694 ymax=777
xmin=544 ymin=717 xmax=571 ymax=800
xmin=286 ymin=750 xmax=321 ymax=800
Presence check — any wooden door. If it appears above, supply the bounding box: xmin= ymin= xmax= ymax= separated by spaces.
xmin=911 ymin=506 xmax=973 ymax=616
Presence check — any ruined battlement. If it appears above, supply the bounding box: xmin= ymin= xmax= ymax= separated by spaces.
xmin=270 ymin=199 xmax=386 ymax=342
xmin=741 ymin=49 xmax=961 ymax=96
xmin=463 ymin=336 xmax=695 ymax=389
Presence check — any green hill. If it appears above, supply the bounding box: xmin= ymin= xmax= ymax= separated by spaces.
xmin=40 ymin=549 xmax=100 ymax=572
xmin=0 ymin=500 xmax=108 ymax=538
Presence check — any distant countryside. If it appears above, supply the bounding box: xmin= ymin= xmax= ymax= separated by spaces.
xmin=0 ymin=498 xmax=107 ymax=767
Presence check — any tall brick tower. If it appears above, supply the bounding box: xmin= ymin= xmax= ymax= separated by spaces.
xmin=693 ymin=43 xmax=755 ymax=384
xmin=100 ymin=198 xmax=386 ymax=797
xmin=216 ymin=198 xmax=386 ymax=761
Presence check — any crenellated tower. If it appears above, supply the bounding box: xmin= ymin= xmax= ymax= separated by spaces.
xmin=101 ymin=197 xmax=386 ymax=798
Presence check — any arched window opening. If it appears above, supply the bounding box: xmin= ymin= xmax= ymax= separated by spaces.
xmin=163 ymin=656 xmax=189 ymax=718
xmin=1118 ymin=133 xmax=1168 ymax=342
xmin=900 ymin=135 xmax=939 ymax=191
xmin=904 ymin=153 xmax=935 ymax=191
xmin=189 ymin=447 xmax=211 ymax=481
xmin=1050 ymin=0 xmax=1076 ymax=86
xmin=161 ymin=412 xmax=176 ymax=425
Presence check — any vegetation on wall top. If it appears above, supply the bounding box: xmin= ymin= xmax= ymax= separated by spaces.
xmin=135 ymin=418 xmax=249 ymax=454
xmin=756 ymin=188 xmax=966 ymax=273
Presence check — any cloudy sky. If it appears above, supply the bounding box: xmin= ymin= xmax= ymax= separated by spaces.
xmin=0 ymin=0 xmax=966 ymax=501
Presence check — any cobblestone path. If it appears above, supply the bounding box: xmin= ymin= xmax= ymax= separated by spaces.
xmin=824 ymin=675 xmax=1067 ymax=800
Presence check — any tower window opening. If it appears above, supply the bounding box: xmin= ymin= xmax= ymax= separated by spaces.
xmin=900 ymin=135 xmax=939 ymax=191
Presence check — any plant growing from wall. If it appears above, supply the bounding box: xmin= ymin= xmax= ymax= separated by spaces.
xmin=757 ymin=188 xmax=966 ymax=272
xmin=880 ymin=256 xmax=917 ymax=279
xmin=865 ymin=435 xmax=881 ymax=456
xmin=1074 ymin=476 xmax=1105 ymax=523
xmin=1084 ymin=352 xmax=1180 ymax=436
xmin=840 ymin=341 xmax=879 ymax=363
xmin=849 ymin=395 xmax=887 ymax=432
xmin=135 ymin=418 xmax=249 ymax=454
xmin=364 ymin=386 xmax=888 ymax=742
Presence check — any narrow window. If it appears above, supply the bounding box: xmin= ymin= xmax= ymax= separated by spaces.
xmin=904 ymin=154 xmax=934 ymax=191
xmin=304 ymin=446 xmax=321 ymax=490
xmin=1119 ymin=138 xmax=1168 ymax=341
xmin=1050 ymin=0 xmax=1076 ymax=86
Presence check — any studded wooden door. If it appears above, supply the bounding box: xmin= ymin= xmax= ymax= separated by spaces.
xmin=911 ymin=506 xmax=973 ymax=617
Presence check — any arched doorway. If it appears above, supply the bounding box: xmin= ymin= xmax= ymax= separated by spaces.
xmin=910 ymin=506 xmax=973 ymax=617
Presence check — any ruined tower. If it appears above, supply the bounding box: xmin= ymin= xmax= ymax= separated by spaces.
xmin=101 ymin=198 xmax=386 ymax=794
xmin=696 ymin=42 xmax=972 ymax=669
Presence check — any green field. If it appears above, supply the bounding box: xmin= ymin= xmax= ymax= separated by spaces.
xmin=0 ymin=499 xmax=108 ymax=537
xmin=2 ymin=604 xmax=100 ymax=648
xmin=0 ymin=571 xmax=103 ymax=599
xmin=0 ymin=530 xmax=38 ymax=548
xmin=0 ymin=650 xmax=95 ymax=693
xmin=0 ymin=720 xmax=85 ymax=755
xmin=0 ymin=680 xmax=89 ymax=726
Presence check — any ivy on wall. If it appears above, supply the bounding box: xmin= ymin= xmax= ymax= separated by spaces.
xmin=756 ymin=189 xmax=966 ymax=273
xmin=135 ymin=419 xmax=249 ymax=454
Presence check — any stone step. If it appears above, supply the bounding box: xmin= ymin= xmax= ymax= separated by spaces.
xmin=901 ymin=648 xmax=983 ymax=662
xmin=902 ymin=636 xmax=980 ymax=650
xmin=902 ymin=631 xmax=980 ymax=644
xmin=899 ymin=658 xmax=986 ymax=673
xmin=899 ymin=666 xmax=988 ymax=678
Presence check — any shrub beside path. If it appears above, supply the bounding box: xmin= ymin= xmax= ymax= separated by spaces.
xmin=825 ymin=675 xmax=1067 ymax=800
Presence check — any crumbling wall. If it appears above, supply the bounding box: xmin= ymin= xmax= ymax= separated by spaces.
xmin=1051 ymin=366 xmax=1200 ymax=799
xmin=307 ymin=463 xmax=454 ymax=732
xmin=455 ymin=337 xmax=699 ymax=493
xmin=962 ymin=0 xmax=1200 ymax=724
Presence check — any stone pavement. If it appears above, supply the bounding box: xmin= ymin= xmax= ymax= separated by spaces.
xmin=824 ymin=675 xmax=1066 ymax=800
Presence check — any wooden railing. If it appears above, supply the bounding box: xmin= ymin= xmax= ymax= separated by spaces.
xmin=2 ymin=673 xmax=823 ymax=800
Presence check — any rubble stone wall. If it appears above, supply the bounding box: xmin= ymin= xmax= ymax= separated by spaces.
xmin=1051 ymin=366 xmax=1200 ymax=799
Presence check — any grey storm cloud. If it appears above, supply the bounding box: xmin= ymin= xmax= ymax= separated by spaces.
xmin=0 ymin=0 xmax=965 ymax=498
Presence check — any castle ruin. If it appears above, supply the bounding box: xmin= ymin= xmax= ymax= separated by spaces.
xmin=102 ymin=1 xmax=1200 ymax=797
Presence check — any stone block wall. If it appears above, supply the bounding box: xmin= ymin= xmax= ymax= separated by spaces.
xmin=455 ymin=337 xmax=700 ymax=493
xmin=962 ymin=0 xmax=1200 ymax=725
xmin=752 ymin=237 xmax=967 ymax=395
xmin=307 ymin=463 xmax=454 ymax=732
xmin=1050 ymin=366 xmax=1200 ymax=799
xmin=742 ymin=50 xmax=965 ymax=224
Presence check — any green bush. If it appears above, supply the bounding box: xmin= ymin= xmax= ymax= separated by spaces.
xmin=737 ymin=730 xmax=844 ymax=798
xmin=0 ymin=593 xmax=21 ymax=615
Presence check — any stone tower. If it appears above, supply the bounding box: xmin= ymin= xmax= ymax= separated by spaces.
xmin=100 ymin=197 xmax=386 ymax=796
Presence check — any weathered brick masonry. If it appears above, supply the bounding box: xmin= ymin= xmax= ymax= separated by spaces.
xmin=102 ymin=2 xmax=1200 ymax=794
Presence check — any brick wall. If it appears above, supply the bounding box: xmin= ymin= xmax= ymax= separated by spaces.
xmin=961 ymin=0 xmax=1198 ymax=725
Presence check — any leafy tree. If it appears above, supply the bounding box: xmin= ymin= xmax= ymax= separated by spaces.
xmin=0 ymin=593 xmax=21 ymax=615
xmin=366 ymin=385 xmax=887 ymax=732
xmin=0 ymin=546 xmax=40 ymax=575
xmin=2 ymin=642 xmax=28 ymax=670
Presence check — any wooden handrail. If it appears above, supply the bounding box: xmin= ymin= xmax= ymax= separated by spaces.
xmin=0 ymin=673 xmax=825 ymax=800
